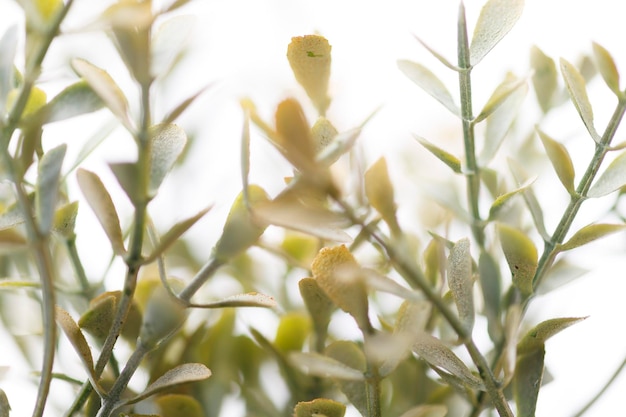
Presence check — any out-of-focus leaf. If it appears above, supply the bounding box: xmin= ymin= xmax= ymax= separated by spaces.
xmin=0 ymin=26 xmax=19 ymax=112
xmin=35 ymin=81 xmax=104 ymax=124
xmin=151 ymin=15 xmax=195 ymax=78
xmin=414 ymin=135 xmax=461 ymax=174
xmin=289 ymin=352 xmax=364 ymax=381
xmin=514 ymin=346 xmax=544 ymax=417
xmin=398 ymin=405 xmax=448 ymax=417
xmin=470 ymin=0 xmax=524 ymax=66
xmin=109 ymin=162 xmax=141 ymax=205
xmin=488 ymin=177 xmax=535 ymax=221
xmin=311 ymin=116 xmax=338 ymax=156
xmin=479 ymin=252 xmax=502 ymax=341
xmin=536 ymin=259 xmax=588 ymax=296
xmin=35 ymin=144 xmax=66 ymax=233
xmin=0 ymin=388 xmax=9 ymax=417
xmin=325 ymin=341 xmax=368 ymax=416
xmin=299 ymin=277 xmax=335 ymax=342
xmin=187 ymin=292 xmax=276 ymax=309
xmin=121 ymin=363 xmax=211 ymax=406
xmin=398 ymin=60 xmax=460 ymax=116
xmin=537 ymin=128 xmax=576 ymax=195
xmin=508 ymin=158 xmax=549 ymax=241
xmin=294 ymin=398 xmax=346 ymax=417
xmin=71 ymin=58 xmax=134 ymax=131
xmin=275 ymin=312 xmax=311 ymax=352
xmin=475 ymin=73 xmax=526 ymax=123
xmin=149 ymin=124 xmax=187 ymax=197
xmin=498 ymin=224 xmax=537 ymax=296
xmin=138 ymin=286 xmax=187 ymax=349
xmin=317 ymin=126 xmax=362 ymax=167
xmin=518 ymin=316 xmax=587 ymax=355
xmin=413 ymin=35 xmax=458 ymax=71
xmin=362 ymin=269 xmax=421 ymax=302
xmin=592 ymin=42 xmax=621 ymax=96
xmin=365 ymin=157 xmax=399 ymax=232
xmin=76 ymin=169 xmax=126 ymax=255
xmin=395 ymin=300 xmax=431 ymax=336
xmin=530 ymin=46 xmax=558 ymax=113
xmin=155 ymin=394 xmax=204 ymax=417
xmin=560 ymin=58 xmax=601 ymax=142
xmin=447 ymin=238 xmax=474 ymax=333
xmin=371 ymin=331 xmax=414 ymax=377
xmin=99 ymin=1 xmax=153 ymax=29
xmin=287 ymin=35 xmax=332 ymax=115
xmin=412 ymin=332 xmax=485 ymax=390
xmin=274 ymin=98 xmax=318 ymax=174
xmin=145 ymin=206 xmax=212 ymax=263
xmin=64 ymin=121 xmax=116 ymax=180
xmin=559 ymin=223 xmax=626 ymax=252
xmin=53 ymin=201 xmax=79 ymax=238
xmin=588 ymin=150 xmax=626 ymax=197
xmin=163 ymin=84 xmax=212 ymax=125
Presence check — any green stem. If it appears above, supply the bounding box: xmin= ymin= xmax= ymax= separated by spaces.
xmin=65 ymin=237 xmax=97 ymax=299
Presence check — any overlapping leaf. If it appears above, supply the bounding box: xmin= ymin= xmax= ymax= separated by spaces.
xmin=470 ymin=0 xmax=524 ymax=66
xmin=587 ymin=150 xmax=626 ymax=197
xmin=447 ymin=238 xmax=474 ymax=333
xmin=592 ymin=42 xmax=621 ymax=96
xmin=560 ymin=58 xmax=601 ymax=142
xmin=36 ymin=145 xmax=66 ymax=233
xmin=530 ymin=46 xmax=558 ymax=113
xmin=537 ymin=128 xmax=576 ymax=195
xmin=498 ymin=223 xmax=537 ymax=295
xmin=414 ymin=135 xmax=462 ymax=174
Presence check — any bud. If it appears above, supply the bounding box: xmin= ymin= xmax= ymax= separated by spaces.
xmin=6 ymin=86 xmax=47 ymax=118
xmin=287 ymin=35 xmax=332 ymax=115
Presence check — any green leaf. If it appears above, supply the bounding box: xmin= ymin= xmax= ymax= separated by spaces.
xmin=289 ymin=352 xmax=364 ymax=381
xmin=530 ymin=46 xmax=558 ymax=113
xmin=537 ymin=128 xmax=576 ymax=195
xmin=109 ymin=162 xmax=141 ymax=204
xmin=325 ymin=341 xmax=368 ymax=416
xmin=588 ymin=150 xmax=626 ymax=197
xmin=138 ymin=286 xmax=187 ymax=349
xmin=470 ymin=0 xmax=524 ymax=66
xmin=35 ymin=81 xmax=104 ymax=124
xmin=149 ymin=124 xmax=188 ymax=197
xmin=0 ymin=388 xmax=9 ymax=417
xmin=508 ymin=158 xmax=549 ymax=241
xmin=275 ymin=312 xmax=311 ymax=352
xmin=0 ymin=26 xmax=18 ymax=112
xmin=475 ymin=73 xmax=526 ymax=123
xmin=36 ymin=144 xmax=66 ymax=233
xmin=121 ymin=363 xmax=212 ymax=406
xmin=479 ymin=252 xmax=502 ymax=342
xmin=514 ymin=346 xmax=544 ymax=417
xmin=517 ymin=316 xmax=587 ymax=355
xmin=76 ymin=168 xmax=126 ymax=255
xmin=592 ymin=42 xmax=621 ymax=96
xmin=447 ymin=238 xmax=474 ymax=333
xmin=412 ymin=332 xmax=485 ymax=390
xmin=414 ymin=135 xmax=462 ymax=173
xmin=187 ymin=292 xmax=276 ymax=309
xmin=294 ymin=399 xmax=346 ymax=417
xmin=299 ymin=277 xmax=335 ymax=341
xmin=488 ymin=177 xmax=535 ymax=221
xmin=498 ymin=224 xmax=537 ymax=296
xmin=560 ymin=58 xmax=601 ymax=142
xmin=155 ymin=394 xmax=203 ymax=417
xmin=398 ymin=60 xmax=460 ymax=116
xmin=558 ymin=223 xmax=626 ymax=252
xmin=364 ymin=157 xmax=399 ymax=233
xmin=71 ymin=58 xmax=134 ymax=131
xmin=398 ymin=405 xmax=448 ymax=417
xmin=151 ymin=15 xmax=195 ymax=79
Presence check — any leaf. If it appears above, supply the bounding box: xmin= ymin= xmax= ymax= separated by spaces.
xmin=559 ymin=223 xmax=626 ymax=252
xmin=76 ymin=168 xmax=126 ymax=255
xmin=364 ymin=157 xmax=399 ymax=232
xmin=287 ymin=35 xmax=332 ymax=115
xmin=413 ymin=35 xmax=458 ymax=71
xmin=187 ymin=292 xmax=277 ymax=309
xmin=121 ymin=363 xmax=211 ymax=406
xmin=151 ymin=15 xmax=195 ymax=79
xmin=447 ymin=238 xmax=474 ymax=333
xmin=274 ymin=98 xmax=317 ymax=174
xmin=415 ymin=135 xmax=462 ymax=174
xmin=475 ymin=73 xmax=526 ymax=123
xmin=145 ymin=206 xmax=212 ymax=263
xmin=163 ymin=84 xmax=212 ymax=125
xmin=36 ymin=144 xmax=66 ymax=233
xmin=560 ymin=58 xmax=601 ymax=142
xmin=0 ymin=388 xmax=9 ymax=417
xmin=398 ymin=405 xmax=448 ymax=417
xmin=325 ymin=341 xmax=368 ymax=416
xmin=0 ymin=25 xmax=18 ymax=112
xmin=535 ymin=259 xmax=588 ymax=296
xmin=71 ymin=58 xmax=134 ymax=131
xmin=470 ymin=0 xmax=524 ymax=66
xmin=412 ymin=332 xmax=485 ymax=390
xmin=587 ymin=150 xmax=626 ymax=197
xmin=537 ymin=128 xmax=576 ymax=195
xmin=155 ymin=394 xmax=204 ymax=417
xmin=398 ymin=60 xmax=460 ymax=116
xmin=149 ymin=124 xmax=188 ymax=197
xmin=530 ymin=46 xmax=558 ymax=113
xmin=289 ymin=352 xmax=364 ymax=381
xmin=508 ymin=158 xmax=550 ymax=241
xmin=498 ymin=224 xmax=537 ymax=296
xmin=317 ymin=126 xmax=363 ymax=167
xmin=0 ymin=204 xmax=25 ymax=231
xmin=361 ymin=269 xmax=421 ymax=302
xmin=479 ymin=252 xmax=502 ymax=342
xmin=299 ymin=277 xmax=335 ymax=339
xmin=517 ymin=316 xmax=587 ymax=354
xmin=275 ymin=312 xmax=311 ymax=352
xmin=294 ymin=398 xmax=346 ymax=417
xmin=592 ymin=42 xmax=621 ymax=95
xmin=35 ymin=81 xmax=104 ymax=124
xmin=514 ymin=346 xmax=544 ymax=417
xmin=109 ymin=162 xmax=141 ymax=204
xmin=488 ymin=177 xmax=535 ymax=221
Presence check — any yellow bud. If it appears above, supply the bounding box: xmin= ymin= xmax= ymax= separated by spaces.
xmin=6 ymin=87 xmax=47 ymax=118
xmin=287 ymin=35 xmax=332 ymax=115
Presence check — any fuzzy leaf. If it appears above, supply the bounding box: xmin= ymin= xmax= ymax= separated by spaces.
xmin=592 ymin=42 xmax=621 ymax=95
xmin=412 ymin=332 xmax=485 ymax=390
xmin=122 ymin=363 xmax=211 ymax=406
xmin=514 ymin=346 xmax=544 ymax=417
xmin=413 ymin=35 xmax=458 ymax=71
xmin=149 ymin=124 xmax=188 ymax=197
xmin=559 ymin=223 xmax=626 ymax=252
xmin=77 ymin=169 xmax=126 ymax=255
xmin=155 ymin=394 xmax=203 ymax=417
xmin=498 ymin=224 xmax=537 ymax=296
xmin=289 ymin=352 xmax=364 ymax=381
xmin=294 ymin=398 xmax=346 ymax=417
xmin=398 ymin=405 xmax=448 ymax=417
xmin=299 ymin=278 xmax=335 ymax=338
xmin=188 ymin=292 xmax=276 ymax=309
xmin=447 ymin=238 xmax=474 ymax=333
xmin=537 ymin=128 xmax=576 ymax=195
xmin=364 ymin=157 xmax=399 ymax=232
xmin=415 ymin=135 xmax=462 ymax=173
xmin=488 ymin=177 xmax=535 ymax=221
xmin=71 ymin=58 xmax=134 ymax=131
xmin=475 ymin=73 xmax=526 ymax=123
xmin=398 ymin=60 xmax=459 ymax=116
xmin=560 ymin=58 xmax=601 ymax=142
xmin=36 ymin=81 xmax=104 ymax=124
xmin=151 ymin=15 xmax=195 ymax=78
xmin=36 ymin=144 xmax=66 ymax=233
xmin=530 ymin=46 xmax=558 ymax=113
xmin=588 ymin=150 xmax=626 ymax=197
xmin=470 ymin=0 xmax=524 ymax=66
xmin=287 ymin=35 xmax=332 ymax=115
xmin=517 ymin=316 xmax=587 ymax=355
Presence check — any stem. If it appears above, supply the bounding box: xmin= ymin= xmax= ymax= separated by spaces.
xmin=65 ymin=237 xmax=97 ymax=299
xmin=178 ymin=257 xmax=224 ymax=303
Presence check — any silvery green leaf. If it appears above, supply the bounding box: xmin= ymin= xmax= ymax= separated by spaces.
xmin=517 ymin=317 xmax=586 ymax=355
xmin=487 ymin=177 xmax=535 ymax=221
xmin=151 ymin=15 xmax=195 ymax=78
xmin=558 ymin=223 xmax=626 ymax=252
xmin=289 ymin=352 xmax=364 ymax=381
xmin=470 ymin=0 xmax=524 ymax=66
xmin=414 ymin=135 xmax=462 ymax=174
xmin=530 ymin=46 xmax=558 ymax=113
xmin=508 ymin=158 xmax=549 ymax=241
xmin=587 ymin=150 xmax=626 ymax=197
xmin=413 ymin=35 xmax=459 ymax=71
xmin=514 ymin=346 xmax=544 ymax=417
xmin=187 ymin=292 xmax=276 ymax=309
xmin=109 ymin=162 xmax=140 ymax=204
xmin=560 ymin=58 xmax=601 ymax=142
xmin=36 ymin=145 xmax=66 ymax=233
xmin=592 ymin=42 xmax=621 ymax=96
xmin=0 ymin=25 xmax=18 ymax=112
xmin=149 ymin=124 xmax=187 ymax=196
xmin=447 ymin=238 xmax=474 ymax=333
xmin=398 ymin=60 xmax=460 ymax=116
xmin=479 ymin=252 xmax=502 ymax=341
xmin=535 ymin=259 xmax=588 ymax=296
xmin=362 ymin=268 xmax=421 ymax=302
xmin=36 ymin=81 xmax=104 ymax=124
xmin=537 ymin=128 xmax=576 ymax=195
xmin=398 ymin=405 xmax=447 ymax=417
xmin=498 ymin=223 xmax=537 ymax=296
xmin=474 ymin=73 xmax=526 ymax=123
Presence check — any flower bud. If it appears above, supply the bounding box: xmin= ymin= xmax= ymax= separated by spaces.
xmin=287 ymin=35 xmax=332 ymax=115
